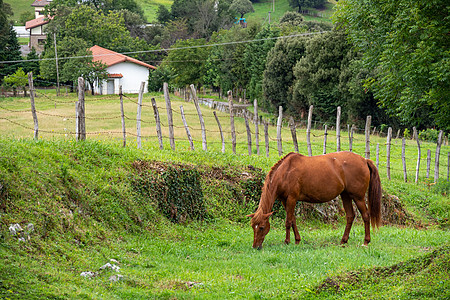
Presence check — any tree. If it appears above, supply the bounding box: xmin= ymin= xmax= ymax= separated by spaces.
xmin=242 ymin=25 xmax=280 ymax=106
xmin=156 ymin=5 xmax=171 ymax=24
xmin=230 ymin=0 xmax=254 ymax=19
xmin=288 ymin=0 xmax=326 ymax=13
xmin=3 ymin=68 xmax=28 ymax=96
xmin=162 ymin=38 xmax=210 ymax=88
xmin=23 ymin=47 xmax=40 ymax=77
xmin=334 ymin=0 xmax=450 ymax=130
xmin=40 ymin=36 xmax=108 ymax=93
xmin=0 ymin=0 xmax=22 ymax=84
xmin=263 ymin=37 xmax=308 ymax=112
xmin=292 ymin=31 xmax=352 ymax=122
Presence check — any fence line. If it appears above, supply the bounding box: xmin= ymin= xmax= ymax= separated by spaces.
xmin=1 ymin=76 xmax=449 ymax=183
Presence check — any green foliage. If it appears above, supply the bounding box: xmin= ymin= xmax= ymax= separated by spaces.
xmin=418 ymin=128 xmax=440 ymax=143
xmin=263 ymin=36 xmax=308 ymax=111
xmin=243 ymin=25 xmax=280 ymax=105
xmin=170 ymin=0 xmax=234 ymax=39
xmin=292 ymin=30 xmax=352 ymax=121
xmin=147 ymin=65 xmax=176 ymax=92
xmin=333 ymin=0 xmax=450 ymax=130
xmin=289 ymin=0 xmax=327 ymax=12
xmin=230 ymin=0 xmax=255 ymax=19
xmin=18 ymin=10 xmax=34 ymax=25
xmin=3 ymin=67 xmax=27 ymax=93
xmin=0 ymin=1 xmax=22 ymax=84
xmin=132 ymin=166 xmax=207 ymax=223
xmin=163 ymin=38 xmax=210 ymax=87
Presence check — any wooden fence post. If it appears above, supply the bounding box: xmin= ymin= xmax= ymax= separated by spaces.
xmin=402 ymin=138 xmax=407 ymax=182
xmin=434 ymin=130 xmax=444 ymax=181
xmin=386 ymin=127 xmax=392 ymax=180
xmin=228 ymin=91 xmax=236 ymax=154
xmin=119 ymin=86 xmax=126 ymax=147
xmin=190 ymin=84 xmax=207 ymax=151
xmin=365 ymin=115 xmax=371 ymax=159
xmin=323 ymin=125 xmax=328 ymax=155
xmin=277 ymin=106 xmax=283 ymax=156
xmin=336 ymin=106 xmax=341 ymax=152
xmin=264 ymin=121 xmax=269 ymax=158
xmin=28 ymin=72 xmax=38 ymax=141
xmin=213 ymin=111 xmax=225 ymax=153
xmin=136 ymin=81 xmax=145 ymax=149
xmin=349 ymin=124 xmax=354 ymax=152
xmin=76 ymin=77 xmax=86 ymax=141
xmin=254 ymin=99 xmax=260 ymax=155
xmin=307 ymin=105 xmax=313 ymax=156
xmin=244 ymin=111 xmax=252 ymax=155
xmin=413 ymin=127 xmax=421 ymax=183
xmin=180 ymin=105 xmax=194 ymax=151
xmin=151 ymin=98 xmax=163 ymax=150
xmin=289 ymin=116 xmax=298 ymax=153
xmin=164 ymin=82 xmax=175 ymax=150
xmin=426 ymin=149 xmax=431 ymax=180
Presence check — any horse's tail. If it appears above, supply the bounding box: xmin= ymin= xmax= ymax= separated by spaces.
xmin=367 ymin=159 xmax=382 ymax=229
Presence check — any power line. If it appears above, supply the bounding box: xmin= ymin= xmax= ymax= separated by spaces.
xmin=0 ymin=31 xmax=328 ymax=65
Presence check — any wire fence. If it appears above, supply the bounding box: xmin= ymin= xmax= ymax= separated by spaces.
xmin=1 ymin=76 xmax=449 ymax=184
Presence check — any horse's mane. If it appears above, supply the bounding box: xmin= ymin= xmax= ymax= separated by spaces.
xmin=251 ymin=152 xmax=298 ymax=226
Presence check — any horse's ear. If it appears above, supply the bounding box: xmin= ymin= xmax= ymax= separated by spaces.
xmin=246 ymin=213 xmax=255 ymax=218
xmin=263 ymin=212 xmax=274 ymax=219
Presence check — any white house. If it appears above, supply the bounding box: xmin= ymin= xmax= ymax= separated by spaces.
xmin=90 ymin=45 xmax=156 ymax=95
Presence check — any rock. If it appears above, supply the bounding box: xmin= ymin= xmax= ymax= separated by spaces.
xmin=99 ymin=263 xmax=120 ymax=272
xmin=80 ymin=271 xmax=97 ymax=279
xmin=9 ymin=224 xmax=23 ymax=235
xmin=109 ymin=274 xmax=124 ymax=282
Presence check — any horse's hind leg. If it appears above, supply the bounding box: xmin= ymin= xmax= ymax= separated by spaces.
xmin=340 ymin=192 xmax=355 ymax=245
xmin=354 ymin=197 xmax=371 ymax=245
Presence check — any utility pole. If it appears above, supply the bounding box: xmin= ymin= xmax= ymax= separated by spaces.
xmin=53 ymin=33 xmax=60 ymax=96
xmin=268 ymin=11 xmax=271 ymax=24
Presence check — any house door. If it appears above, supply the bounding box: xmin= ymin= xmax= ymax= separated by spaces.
xmin=107 ymin=80 xmax=114 ymax=94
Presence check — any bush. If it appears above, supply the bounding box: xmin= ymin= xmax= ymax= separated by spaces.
xmin=419 ymin=128 xmax=440 ymax=143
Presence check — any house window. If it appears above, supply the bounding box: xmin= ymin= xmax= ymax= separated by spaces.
xmin=39 ymin=11 xmax=45 ymax=15
xmin=38 ymin=39 xmax=46 ymax=45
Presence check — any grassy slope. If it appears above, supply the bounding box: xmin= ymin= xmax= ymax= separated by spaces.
xmin=0 ymin=135 xmax=449 ymax=298
xmin=4 ymin=0 xmax=34 ymax=24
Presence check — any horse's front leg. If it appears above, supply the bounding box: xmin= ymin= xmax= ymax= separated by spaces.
xmin=285 ymin=197 xmax=301 ymax=245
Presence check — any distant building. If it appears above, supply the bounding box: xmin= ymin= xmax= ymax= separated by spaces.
xmin=31 ymin=0 xmax=52 ymax=19
xmin=25 ymin=0 xmax=53 ymax=52
xmin=25 ymin=16 xmax=50 ymax=52
xmin=90 ymin=45 xmax=157 ymax=95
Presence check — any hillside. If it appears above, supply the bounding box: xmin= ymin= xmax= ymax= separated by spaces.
xmin=6 ymin=0 xmax=334 ymax=25
xmin=0 ymin=137 xmax=449 ymax=298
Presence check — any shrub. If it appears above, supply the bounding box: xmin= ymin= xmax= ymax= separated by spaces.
xmin=418 ymin=128 xmax=440 ymax=143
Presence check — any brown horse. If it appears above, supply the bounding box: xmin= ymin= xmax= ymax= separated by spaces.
xmin=247 ymin=151 xmax=382 ymax=249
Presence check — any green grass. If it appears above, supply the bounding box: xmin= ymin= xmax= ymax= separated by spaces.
xmin=0 ymin=91 xmax=449 ymax=298
xmin=4 ymin=0 xmax=34 ymax=25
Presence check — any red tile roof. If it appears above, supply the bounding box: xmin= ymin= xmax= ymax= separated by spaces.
xmin=31 ymin=0 xmax=52 ymax=7
xmin=25 ymin=16 xmax=50 ymax=30
xmin=90 ymin=45 xmax=156 ymax=70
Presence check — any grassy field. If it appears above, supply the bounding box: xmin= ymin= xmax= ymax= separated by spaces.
xmin=4 ymin=0 xmax=34 ymax=25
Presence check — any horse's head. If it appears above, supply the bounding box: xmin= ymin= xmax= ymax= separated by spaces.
xmin=246 ymin=212 xmax=273 ymax=249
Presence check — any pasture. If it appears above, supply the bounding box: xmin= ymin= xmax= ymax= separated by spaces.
xmin=0 ymin=90 xmax=449 ymax=299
